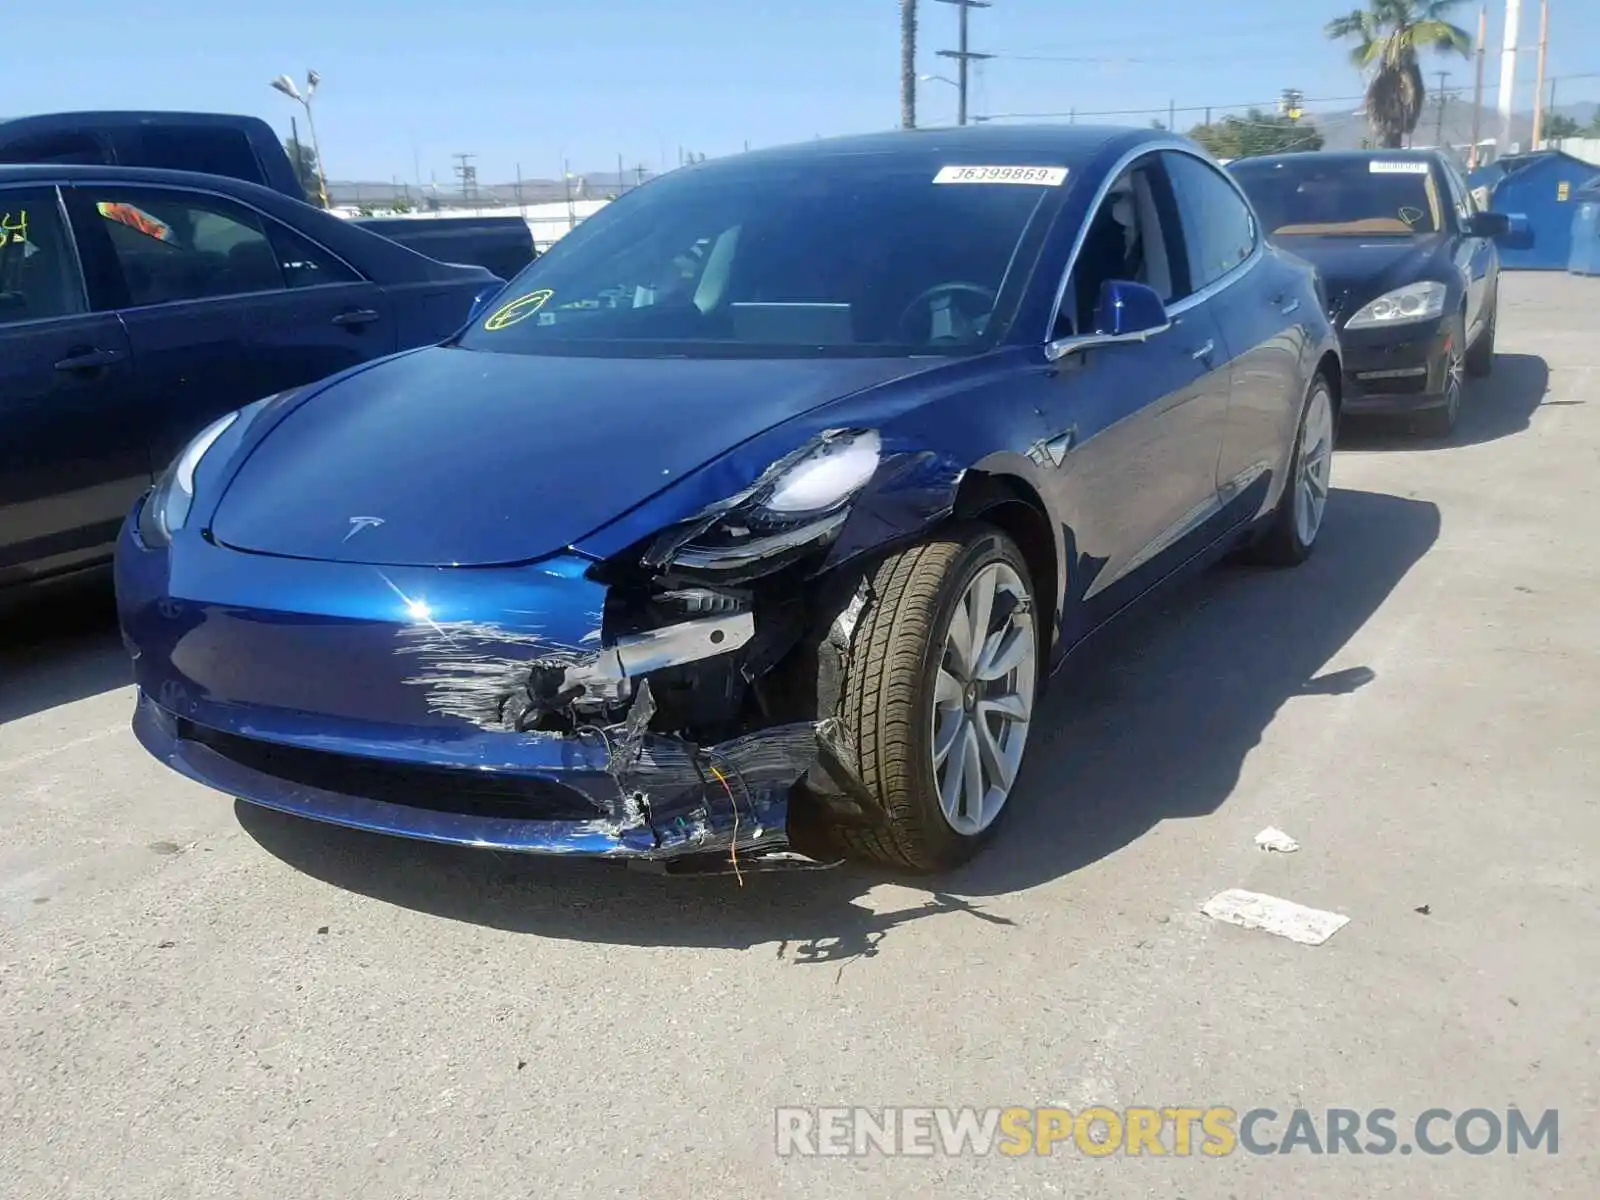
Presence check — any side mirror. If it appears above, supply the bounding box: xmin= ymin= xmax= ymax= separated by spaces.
xmin=1464 ymin=210 xmax=1510 ymax=239
xmin=1046 ymin=280 xmax=1171 ymax=361
xmin=1498 ymin=212 xmax=1535 ymax=251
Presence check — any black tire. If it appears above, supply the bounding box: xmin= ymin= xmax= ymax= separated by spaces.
xmin=825 ymin=523 xmax=1037 ymax=873
xmin=1245 ymin=373 xmax=1336 ymax=568
xmin=1414 ymin=315 xmax=1467 ymax=438
xmin=1465 ymin=300 xmax=1496 ymax=377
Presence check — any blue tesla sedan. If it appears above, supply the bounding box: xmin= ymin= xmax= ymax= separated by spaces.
xmin=117 ymin=126 xmax=1340 ymax=875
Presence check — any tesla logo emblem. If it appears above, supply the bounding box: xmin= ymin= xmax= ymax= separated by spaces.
xmin=344 ymin=516 xmax=385 ymax=541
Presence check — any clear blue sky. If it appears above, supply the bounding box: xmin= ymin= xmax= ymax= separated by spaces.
xmin=5 ymin=0 xmax=1598 ymax=183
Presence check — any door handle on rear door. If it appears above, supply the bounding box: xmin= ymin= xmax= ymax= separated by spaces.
xmin=331 ymin=309 xmax=381 ymax=327
xmin=1190 ymin=339 xmax=1215 ymax=362
xmin=54 ymin=347 xmax=125 ymax=371
xmin=1272 ymin=293 xmax=1301 ymax=315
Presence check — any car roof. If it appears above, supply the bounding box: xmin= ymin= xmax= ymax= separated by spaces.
xmin=676 ymin=124 xmax=1167 ymax=172
xmin=0 ymin=161 xmax=288 ymax=198
xmin=1231 ymin=148 xmax=1444 ymax=170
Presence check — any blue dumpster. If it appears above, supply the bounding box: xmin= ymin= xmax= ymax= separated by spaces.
xmin=1570 ymin=179 xmax=1600 ymax=276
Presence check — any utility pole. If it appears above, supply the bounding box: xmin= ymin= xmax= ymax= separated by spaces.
xmin=1468 ymin=5 xmax=1487 ymax=168
xmin=935 ymin=0 xmax=992 ymax=126
xmin=1434 ymin=71 xmax=1451 ymax=147
xmin=1531 ymin=0 xmax=1550 ymax=147
xmin=452 ymin=153 xmax=478 ymax=203
xmin=1168 ymin=98 xmax=1176 ymax=131
xmin=1497 ymin=0 xmax=1522 ymax=150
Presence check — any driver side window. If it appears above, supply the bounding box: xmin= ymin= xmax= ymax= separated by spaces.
xmin=1057 ymin=158 xmax=1179 ymax=337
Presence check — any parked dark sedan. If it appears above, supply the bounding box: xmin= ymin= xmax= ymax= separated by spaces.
xmin=118 ymin=127 xmax=1339 ymax=875
xmin=1 ymin=164 xmax=503 ymax=596
xmin=1229 ymin=148 xmax=1528 ymax=436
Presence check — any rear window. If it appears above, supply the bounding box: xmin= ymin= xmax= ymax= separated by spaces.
xmin=136 ymin=127 xmax=265 ymax=185
xmin=1229 ymin=157 xmax=1444 ymax=237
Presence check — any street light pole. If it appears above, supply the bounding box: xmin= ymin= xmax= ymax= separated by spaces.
xmin=271 ymin=71 xmax=329 ymax=209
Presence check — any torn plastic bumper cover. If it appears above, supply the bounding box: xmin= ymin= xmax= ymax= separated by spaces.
xmin=132 ymin=604 xmax=855 ymax=867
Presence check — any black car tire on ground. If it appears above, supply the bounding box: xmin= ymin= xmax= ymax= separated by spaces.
xmin=1415 ymin=315 xmax=1468 ymax=438
xmin=1465 ymin=299 xmax=1497 ymax=377
xmin=826 ymin=523 xmax=1036 ymax=873
xmin=1244 ymin=373 xmax=1336 ymax=568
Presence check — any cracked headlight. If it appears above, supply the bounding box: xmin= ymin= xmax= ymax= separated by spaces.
xmin=1343 ymin=281 xmax=1447 ymax=330
xmin=136 ymin=410 xmax=239 ymax=548
xmin=647 ymin=429 xmax=882 ymax=580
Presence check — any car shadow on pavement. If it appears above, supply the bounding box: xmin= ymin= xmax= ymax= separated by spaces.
xmin=0 ymin=582 xmax=130 ymax=726
xmin=1338 ymin=352 xmax=1548 ymax=451
xmin=239 ymin=486 xmax=1440 ymax=955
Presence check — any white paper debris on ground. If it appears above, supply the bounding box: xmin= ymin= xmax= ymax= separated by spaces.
xmin=1200 ymin=889 xmax=1349 ymax=946
xmin=1254 ymin=826 xmax=1300 ymax=853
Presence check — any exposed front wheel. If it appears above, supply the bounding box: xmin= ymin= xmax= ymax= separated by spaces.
xmin=826 ymin=524 xmax=1039 ymax=872
xmin=1415 ymin=319 xmax=1467 ymax=437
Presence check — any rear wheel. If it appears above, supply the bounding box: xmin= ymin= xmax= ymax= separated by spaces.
xmin=826 ymin=524 xmax=1038 ymax=872
xmin=1245 ymin=374 xmax=1335 ymax=568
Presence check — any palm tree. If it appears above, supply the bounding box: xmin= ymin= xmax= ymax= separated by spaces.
xmin=1326 ymin=0 xmax=1471 ymax=148
xmin=900 ymin=0 xmax=918 ymax=129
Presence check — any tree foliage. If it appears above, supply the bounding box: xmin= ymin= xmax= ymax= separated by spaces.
xmin=1188 ymin=110 xmax=1325 ymax=159
xmin=1541 ymin=114 xmax=1580 ymax=141
xmin=1326 ymin=0 xmax=1471 ymax=148
xmin=282 ymin=138 xmax=324 ymax=206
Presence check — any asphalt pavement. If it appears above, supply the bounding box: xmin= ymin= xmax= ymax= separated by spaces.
xmin=2 ymin=272 xmax=1596 ymax=1199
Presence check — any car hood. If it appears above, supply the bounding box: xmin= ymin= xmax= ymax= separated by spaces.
xmin=209 ymin=346 xmax=928 ymax=567
xmin=1271 ymin=234 xmax=1451 ymax=323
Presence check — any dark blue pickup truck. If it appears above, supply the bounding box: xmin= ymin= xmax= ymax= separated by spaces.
xmin=0 ymin=162 xmax=508 ymax=597
xmin=0 ymin=111 xmax=537 ymax=280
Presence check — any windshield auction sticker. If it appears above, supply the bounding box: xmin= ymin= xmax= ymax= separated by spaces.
xmin=483 ymin=289 xmax=555 ymax=331
xmin=934 ymin=166 xmax=1068 ymax=186
xmin=1369 ymin=161 xmax=1431 ymax=174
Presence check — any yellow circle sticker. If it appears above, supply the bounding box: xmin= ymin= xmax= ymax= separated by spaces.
xmin=483 ymin=290 xmax=555 ymax=331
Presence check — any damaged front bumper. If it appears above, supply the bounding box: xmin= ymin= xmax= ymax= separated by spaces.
xmin=131 ymin=690 xmax=836 ymax=864
xmin=116 ymin=510 xmax=852 ymax=867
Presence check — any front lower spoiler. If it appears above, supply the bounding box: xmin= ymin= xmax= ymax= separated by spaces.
xmin=133 ymin=692 xmax=841 ymax=870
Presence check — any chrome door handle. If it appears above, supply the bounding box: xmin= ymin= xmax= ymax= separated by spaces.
xmin=1191 ymin=340 xmax=1215 ymax=361
xmin=1280 ymin=298 xmax=1301 ymax=315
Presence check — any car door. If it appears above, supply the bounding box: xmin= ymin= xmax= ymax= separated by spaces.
xmin=1033 ymin=153 xmax=1232 ymax=629
xmin=63 ymin=183 xmax=392 ymax=469
xmin=1441 ymin=161 xmax=1494 ymax=339
xmin=0 ymin=183 xmax=142 ymax=585
xmin=1162 ymin=150 xmax=1306 ymax=517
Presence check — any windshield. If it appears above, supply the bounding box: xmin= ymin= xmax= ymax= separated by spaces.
xmin=1229 ymin=157 xmax=1444 ymax=237
xmin=456 ymin=157 xmax=1060 ymax=359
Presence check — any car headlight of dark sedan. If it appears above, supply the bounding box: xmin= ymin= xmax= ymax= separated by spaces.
xmin=644 ymin=429 xmax=882 ymax=580
xmin=136 ymin=411 xmax=240 ymax=548
xmin=1343 ymin=281 xmax=1447 ymax=330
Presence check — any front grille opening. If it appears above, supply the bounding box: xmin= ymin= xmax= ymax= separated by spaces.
xmin=179 ymin=721 xmax=607 ymax=822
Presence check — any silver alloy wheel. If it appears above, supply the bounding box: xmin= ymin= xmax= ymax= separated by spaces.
xmin=1295 ymin=385 xmax=1335 ymax=548
xmin=1443 ymin=340 xmax=1465 ymax=421
xmin=930 ymin=561 xmax=1037 ymax=836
